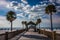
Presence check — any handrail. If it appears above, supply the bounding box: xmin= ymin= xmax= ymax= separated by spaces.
xmin=38 ymin=29 xmax=56 ymax=40
xmin=0 ymin=29 xmax=25 ymax=40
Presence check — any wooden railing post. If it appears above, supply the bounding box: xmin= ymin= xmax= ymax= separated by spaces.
xmin=5 ymin=32 xmax=8 ymax=40
xmin=38 ymin=29 xmax=40 ymax=34
xmin=43 ymin=29 xmax=45 ymax=34
xmin=52 ymin=31 xmax=56 ymax=40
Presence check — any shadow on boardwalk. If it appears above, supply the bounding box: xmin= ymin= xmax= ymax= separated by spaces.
xmin=22 ymin=35 xmax=51 ymax=40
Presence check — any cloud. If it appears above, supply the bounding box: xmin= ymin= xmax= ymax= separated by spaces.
xmin=21 ymin=0 xmax=28 ymax=4
xmin=27 ymin=4 xmax=47 ymax=19
xmin=49 ymin=0 xmax=54 ymax=2
xmin=5 ymin=0 xmax=48 ymax=20
xmin=28 ymin=14 xmax=38 ymax=19
xmin=52 ymin=15 xmax=60 ymax=24
xmin=21 ymin=3 xmax=47 ymax=19
xmin=0 ymin=16 xmax=6 ymax=20
xmin=0 ymin=0 xmax=10 ymax=8
xmin=17 ymin=13 xmax=25 ymax=17
xmin=56 ymin=6 xmax=60 ymax=13
xmin=0 ymin=0 xmax=59 ymax=20
xmin=0 ymin=16 xmax=10 ymax=27
xmin=22 ymin=5 xmax=31 ymax=10
xmin=6 ymin=1 xmax=18 ymax=9
xmin=56 ymin=0 xmax=60 ymax=4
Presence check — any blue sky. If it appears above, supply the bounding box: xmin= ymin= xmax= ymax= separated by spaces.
xmin=0 ymin=0 xmax=60 ymax=28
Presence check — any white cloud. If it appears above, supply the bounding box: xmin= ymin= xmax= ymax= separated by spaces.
xmin=21 ymin=0 xmax=28 ymax=4
xmin=17 ymin=13 xmax=25 ymax=17
xmin=56 ymin=6 xmax=60 ymax=12
xmin=52 ymin=15 xmax=60 ymax=24
xmin=0 ymin=16 xmax=6 ymax=20
xmin=56 ymin=0 xmax=60 ymax=4
xmin=22 ymin=5 xmax=31 ymax=10
xmin=6 ymin=1 xmax=18 ymax=9
xmin=49 ymin=0 xmax=54 ymax=2
xmin=18 ymin=3 xmax=25 ymax=8
xmin=28 ymin=14 xmax=38 ymax=19
xmin=0 ymin=16 xmax=10 ymax=28
xmin=0 ymin=0 xmax=10 ymax=8
xmin=6 ymin=0 xmax=47 ymax=20
xmin=49 ymin=0 xmax=60 ymax=4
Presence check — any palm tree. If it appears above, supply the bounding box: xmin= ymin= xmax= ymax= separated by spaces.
xmin=24 ymin=21 xmax=28 ymax=31
xmin=36 ymin=18 xmax=41 ymax=33
xmin=36 ymin=18 xmax=41 ymax=29
xmin=22 ymin=21 xmax=25 ymax=29
xmin=45 ymin=4 xmax=56 ymax=31
xmin=6 ymin=11 xmax=16 ymax=31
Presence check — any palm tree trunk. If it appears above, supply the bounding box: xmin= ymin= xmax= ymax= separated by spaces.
xmin=50 ymin=13 xmax=53 ymax=31
xmin=35 ymin=25 xmax=36 ymax=32
xmin=39 ymin=23 xmax=40 ymax=30
xmin=26 ymin=25 xmax=28 ymax=31
xmin=39 ymin=23 xmax=40 ymax=33
xmin=23 ymin=24 xmax=24 ymax=29
xmin=22 ymin=24 xmax=24 ymax=29
xmin=11 ymin=21 xmax=13 ymax=32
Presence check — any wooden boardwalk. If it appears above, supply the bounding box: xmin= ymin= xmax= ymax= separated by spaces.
xmin=18 ymin=29 xmax=50 ymax=40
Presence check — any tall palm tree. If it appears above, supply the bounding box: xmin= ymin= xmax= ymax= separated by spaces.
xmin=36 ymin=18 xmax=41 ymax=33
xmin=45 ymin=4 xmax=56 ymax=31
xmin=6 ymin=11 xmax=16 ymax=31
xmin=24 ymin=21 xmax=28 ymax=31
xmin=36 ymin=18 xmax=41 ymax=29
xmin=22 ymin=21 xmax=25 ymax=29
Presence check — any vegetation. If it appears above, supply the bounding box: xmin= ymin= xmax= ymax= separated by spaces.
xmin=21 ymin=21 xmax=28 ymax=30
xmin=45 ymin=4 xmax=56 ymax=31
xmin=36 ymin=18 xmax=41 ymax=29
xmin=6 ymin=11 xmax=16 ymax=31
xmin=36 ymin=18 xmax=41 ymax=25
xmin=22 ymin=21 xmax=25 ymax=29
xmin=24 ymin=21 xmax=28 ymax=31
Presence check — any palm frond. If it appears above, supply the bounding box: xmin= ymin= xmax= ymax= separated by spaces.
xmin=6 ymin=11 xmax=16 ymax=22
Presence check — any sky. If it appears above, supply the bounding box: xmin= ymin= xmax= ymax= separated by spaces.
xmin=0 ymin=0 xmax=60 ymax=28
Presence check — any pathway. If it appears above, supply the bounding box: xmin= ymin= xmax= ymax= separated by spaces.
xmin=18 ymin=29 xmax=50 ymax=40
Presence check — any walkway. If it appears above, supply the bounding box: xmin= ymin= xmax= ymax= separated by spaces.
xmin=18 ymin=29 xmax=50 ymax=40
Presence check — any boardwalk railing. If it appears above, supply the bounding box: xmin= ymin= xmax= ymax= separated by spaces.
xmin=38 ymin=29 xmax=56 ymax=40
xmin=0 ymin=29 xmax=25 ymax=40
xmin=56 ymin=33 xmax=60 ymax=40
